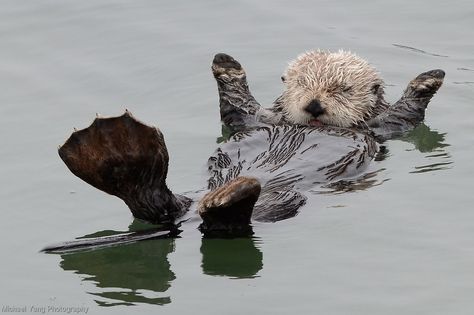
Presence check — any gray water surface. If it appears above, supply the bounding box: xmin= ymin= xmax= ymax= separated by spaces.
xmin=1 ymin=1 xmax=473 ymax=314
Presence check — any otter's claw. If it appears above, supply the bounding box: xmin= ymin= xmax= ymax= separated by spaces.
xmin=198 ymin=177 xmax=261 ymax=236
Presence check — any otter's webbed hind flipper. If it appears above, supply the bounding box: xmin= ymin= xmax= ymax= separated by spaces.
xmin=59 ymin=111 xmax=191 ymax=224
xmin=212 ymin=53 xmax=283 ymax=132
xmin=367 ymin=69 xmax=445 ymax=140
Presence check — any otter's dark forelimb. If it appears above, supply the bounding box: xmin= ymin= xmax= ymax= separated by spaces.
xmin=198 ymin=176 xmax=261 ymax=237
xmin=368 ymin=69 xmax=445 ymax=140
xmin=59 ymin=111 xmax=191 ymax=224
xmin=212 ymin=53 xmax=283 ymax=132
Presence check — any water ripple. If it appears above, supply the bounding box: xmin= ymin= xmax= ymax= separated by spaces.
xmin=311 ymin=169 xmax=389 ymax=195
xmin=453 ymin=81 xmax=474 ymax=85
xmin=410 ymin=161 xmax=453 ymax=174
xmin=393 ymin=44 xmax=448 ymax=57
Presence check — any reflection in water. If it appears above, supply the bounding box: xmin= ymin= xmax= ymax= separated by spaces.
xmin=401 ymin=123 xmax=449 ymax=153
xmin=392 ymin=43 xmax=448 ymax=57
xmin=57 ymin=220 xmax=264 ymax=306
xmin=217 ymin=124 xmax=234 ymax=143
xmin=453 ymin=81 xmax=474 ymax=85
xmin=324 ymin=169 xmax=388 ymax=194
xmin=201 ymin=237 xmax=263 ymax=279
xmin=400 ymin=124 xmax=453 ymax=174
xmin=59 ymin=223 xmax=176 ymax=306
xmin=312 ymin=169 xmax=388 ymax=195
xmin=60 ymin=239 xmax=175 ymax=306
xmin=410 ymin=161 xmax=453 ymax=174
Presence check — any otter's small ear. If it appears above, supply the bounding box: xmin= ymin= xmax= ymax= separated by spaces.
xmin=281 ymin=76 xmax=286 ymax=82
xmin=372 ymin=84 xmax=380 ymax=94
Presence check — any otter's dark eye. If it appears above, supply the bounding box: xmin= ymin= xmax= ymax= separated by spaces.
xmin=372 ymin=84 xmax=380 ymax=94
xmin=281 ymin=76 xmax=286 ymax=82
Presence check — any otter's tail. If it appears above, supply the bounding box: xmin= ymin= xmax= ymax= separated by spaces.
xmin=367 ymin=69 xmax=445 ymax=140
xmin=58 ymin=111 xmax=190 ymax=224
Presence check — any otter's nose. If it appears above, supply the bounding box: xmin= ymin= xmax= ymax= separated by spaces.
xmin=305 ymin=100 xmax=325 ymax=118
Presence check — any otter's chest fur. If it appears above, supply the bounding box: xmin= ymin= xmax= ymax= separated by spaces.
xmin=206 ymin=125 xmax=377 ymax=221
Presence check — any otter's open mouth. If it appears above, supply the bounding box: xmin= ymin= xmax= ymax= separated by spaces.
xmin=308 ymin=119 xmax=323 ymax=127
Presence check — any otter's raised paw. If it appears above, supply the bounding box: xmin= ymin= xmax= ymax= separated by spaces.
xmin=198 ymin=176 xmax=261 ymax=237
xmin=367 ymin=69 xmax=445 ymax=139
xmin=407 ymin=69 xmax=445 ymax=99
xmin=212 ymin=53 xmax=245 ymax=79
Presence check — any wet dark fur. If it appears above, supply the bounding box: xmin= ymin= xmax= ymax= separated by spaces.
xmin=207 ymin=125 xmax=377 ymax=222
xmin=59 ymin=112 xmax=191 ymax=224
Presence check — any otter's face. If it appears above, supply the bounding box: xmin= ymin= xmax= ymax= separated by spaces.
xmin=280 ymin=50 xmax=384 ymax=128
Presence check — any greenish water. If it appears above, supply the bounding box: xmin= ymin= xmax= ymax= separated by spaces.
xmin=0 ymin=1 xmax=473 ymax=314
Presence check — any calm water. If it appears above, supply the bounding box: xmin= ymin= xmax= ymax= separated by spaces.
xmin=1 ymin=1 xmax=473 ymax=314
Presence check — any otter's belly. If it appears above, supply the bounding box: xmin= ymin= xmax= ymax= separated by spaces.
xmin=207 ymin=125 xmax=377 ymax=191
xmin=206 ymin=125 xmax=377 ymax=222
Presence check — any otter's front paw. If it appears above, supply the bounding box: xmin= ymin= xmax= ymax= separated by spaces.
xmin=212 ymin=53 xmax=245 ymax=79
xmin=409 ymin=69 xmax=445 ymax=98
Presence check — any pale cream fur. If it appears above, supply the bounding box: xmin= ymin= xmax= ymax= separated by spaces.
xmin=281 ymin=50 xmax=384 ymax=127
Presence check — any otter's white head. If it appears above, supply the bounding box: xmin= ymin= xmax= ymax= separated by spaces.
xmin=280 ymin=50 xmax=384 ymax=127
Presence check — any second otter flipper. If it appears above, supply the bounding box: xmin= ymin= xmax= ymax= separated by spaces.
xmin=59 ymin=111 xmax=190 ymax=224
xmin=368 ymin=69 xmax=445 ymax=140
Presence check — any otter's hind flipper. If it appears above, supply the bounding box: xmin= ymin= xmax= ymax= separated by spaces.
xmin=59 ymin=111 xmax=190 ymax=224
xmin=212 ymin=53 xmax=283 ymax=132
xmin=368 ymin=69 xmax=445 ymax=140
xmin=198 ymin=176 xmax=261 ymax=237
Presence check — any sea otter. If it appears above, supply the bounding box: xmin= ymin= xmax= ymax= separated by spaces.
xmin=217 ymin=51 xmax=444 ymax=140
xmin=43 ymin=51 xmax=444 ymax=251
